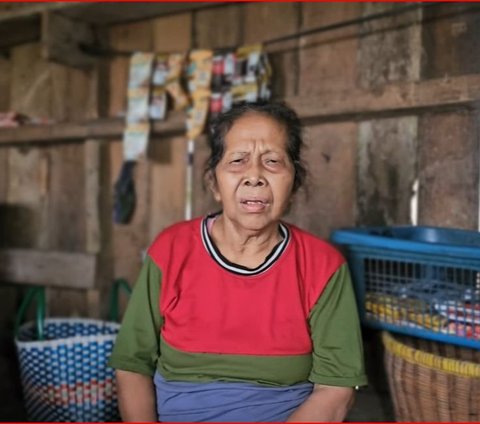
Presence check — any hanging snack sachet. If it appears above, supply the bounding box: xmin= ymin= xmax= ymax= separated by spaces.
xmin=149 ymin=54 xmax=169 ymax=120
xmin=186 ymin=50 xmax=213 ymax=140
xmin=124 ymin=52 xmax=154 ymax=159
xmin=167 ymin=53 xmax=190 ymax=111
xmin=123 ymin=121 xmax=151 ymax=161
xmin=232 ymin=44 xmax=271 ymax=104
xmin=210 ymin=51 xmax=235 ymax=119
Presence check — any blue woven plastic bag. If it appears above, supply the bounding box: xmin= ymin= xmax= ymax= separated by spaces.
xmin=14 ymin=282 xmax=130 ymax=422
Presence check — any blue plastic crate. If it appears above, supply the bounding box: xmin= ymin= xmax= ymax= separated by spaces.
xmin=331 ymin=226 xmax=480 ymax=349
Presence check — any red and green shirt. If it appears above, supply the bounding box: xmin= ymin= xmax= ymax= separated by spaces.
xmin=109 ymin=214 xmax=367 ymax=388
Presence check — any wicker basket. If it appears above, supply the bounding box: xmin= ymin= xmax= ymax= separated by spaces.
xmin=382 ymin=331 xmax=480 ymax=422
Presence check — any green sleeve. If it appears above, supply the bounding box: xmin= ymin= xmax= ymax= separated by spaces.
xmin=108 ymin=256 xmax=163 ymax=376
xmin=308 ymin=263 xmax=368 ymax=387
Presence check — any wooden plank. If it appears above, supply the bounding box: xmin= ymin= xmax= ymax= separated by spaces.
xmin=9 ymin=42 xmax=51 ymax=119
xmin=60 ymin=3 xmax=214 ymax=25
xmin=283 ymin=122 xmax=357 ymax=239
xmin=43 ymin=143 xmax=93 ymax=317
xmin=0 ymin=3 xmax=79 ymax=22
xmin=358 ymin=3 xmax=422 ymax=89
xmin=148 ymin=137 xmax=187 ymax=240
xmin=49 ymin=140 xmax=110 ymax=318
xmin=357 ymin=117 xmax=418 ymax=226
xmin=244 ymin=3 xmax=300 ymax=97
xmin=150 ymin=12 xmax=191 ymax=239
xmin=41 ymin=11 xmax=96 ymax=69
xmin=108 ymin=19 xmax=153 ymax=118
xmin=287 ymin=73 xmax=480 ymax=121
xmin=152 ymin=12 xmax=191 ymax=52
xmin=0 ymin=249 xmax=97 ymax=288
xmin=422 ymin=3 xmax=480 ymax=79
xmin=108 ymin=56 xmax=129 ymax=118
xmin=91 ymin=137 xmax=113 ymax=319
xmin=5 ymin=147 xmax=46 ymax=248
xmin=0 ymin=3 xmax=31 ymax=12
xmin=0 ymin=56 xmax=10 ymax=224
xmin=0 ymin=15 xmax=40 ymax=51
xmin=0 ymin=57 xmax=11 ymax=111
xmin=93 ymin=49 xmax=110 ymax=120
xmin=299 ymin=3 xmax=360 ymax=96
xmin=50 ymin=63 xmax=98 ymax=122
xmin=49 ymin=63 xmax=69 ymax=122
xmin=0 ymin=112 xmax=185 ymax=145
xmin=109 ymin=142 xmax=147 ymax=285
xmin=45 ymin=143 xmax=86 ymax=251
xmin=244 ymin=3 xmax=298 ymax=43
xmin=195 ymin=4 xmax=242 ymax=49
xmin=0 ymin=3 xmax=214 ymax=25
xmin=85 ymin=140 xmax=101 ymax=254
xmin=418 ymin=111 xmax=479 ymax=229
xmin=66 ymin=67 xmax=98 ymax=121
xmin=0 ymin=150 xmax=7 ymax=203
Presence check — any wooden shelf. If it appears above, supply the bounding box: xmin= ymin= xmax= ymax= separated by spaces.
xmin=0 ymin=111 xmax=185 ymax=146
xmin=2 ymin=73 xmax=480 ymax=146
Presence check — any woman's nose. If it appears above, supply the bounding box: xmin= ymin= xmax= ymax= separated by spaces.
xmin=243 ymin=162 xmax=266 ymax=186
xmin=244 ymin=176 xmax=265 ymax=187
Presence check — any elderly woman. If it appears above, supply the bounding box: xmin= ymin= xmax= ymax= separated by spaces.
xmin=109 ymin=101 xmax=367 ymax=422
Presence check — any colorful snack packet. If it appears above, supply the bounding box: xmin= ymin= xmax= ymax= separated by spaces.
xmin=166 ymin=53 xmax=190 ymax=111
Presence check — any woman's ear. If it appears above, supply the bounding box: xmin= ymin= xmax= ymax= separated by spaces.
xmin=205 ymin=170 xmax=221 ymax=202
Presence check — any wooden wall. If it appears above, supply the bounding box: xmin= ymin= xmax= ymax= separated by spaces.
xmin=0 ymin=3 xmax=479 ymax=318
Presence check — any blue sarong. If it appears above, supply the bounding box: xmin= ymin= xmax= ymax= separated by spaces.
xmin=154 ymin=371 xmax=313 ymax=422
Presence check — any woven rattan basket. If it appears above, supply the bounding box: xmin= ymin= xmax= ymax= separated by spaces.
xmin=382 ymin=331 xmax=480 ymax=422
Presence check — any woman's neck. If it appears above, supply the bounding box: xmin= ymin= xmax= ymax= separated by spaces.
xmin=210 ymin=214 xmax=282 ymax=268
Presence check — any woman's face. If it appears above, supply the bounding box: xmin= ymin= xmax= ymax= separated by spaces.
xmin=211 ymin=112 xmax=295 ymax=232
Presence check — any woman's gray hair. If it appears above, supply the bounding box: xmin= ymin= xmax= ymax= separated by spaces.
xmin=205 ymin=101 xmax=307 ymax=193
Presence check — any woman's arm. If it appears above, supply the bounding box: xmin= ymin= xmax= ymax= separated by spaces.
xmin=286 ymin=384 xmax=355 ymax=422
xmin=116 ymin=370 xmax=157 ymax=422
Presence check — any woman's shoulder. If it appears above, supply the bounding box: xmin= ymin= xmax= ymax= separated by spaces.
xmin=148 ymin=216 xmax=203 ymax=252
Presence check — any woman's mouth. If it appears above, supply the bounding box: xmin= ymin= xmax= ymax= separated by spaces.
xmin=240 ymin=198 xmax=269 ymax=212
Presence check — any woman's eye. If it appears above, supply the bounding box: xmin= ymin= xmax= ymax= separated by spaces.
xmin=265 ymin=159 xmax=279 ymax=165
xmin=230 ymin=159 xmax=243 ymax=164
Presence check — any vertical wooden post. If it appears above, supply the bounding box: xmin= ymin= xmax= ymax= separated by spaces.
xmin=85 ymin=139 xmax=112 ymax=318
xmin=85 ymin=139 xmax=101 ymax=255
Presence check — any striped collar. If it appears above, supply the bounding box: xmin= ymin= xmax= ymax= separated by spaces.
xmin=201 ymin=212 xmax=290 ymax=276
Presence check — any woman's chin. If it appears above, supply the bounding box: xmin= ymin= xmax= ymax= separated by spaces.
xmin=234 ymin=212 xmax=279 ymax=232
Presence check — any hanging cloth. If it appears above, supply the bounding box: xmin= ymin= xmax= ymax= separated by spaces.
xmin=113 ymin=160 xmax=137 ymax=224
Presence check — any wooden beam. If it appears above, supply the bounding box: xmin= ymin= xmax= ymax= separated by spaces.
xmin=84 ymin=140 xmax=101 ymax=254
xmin=0 ymin=3 xmax=216 ymax=52
xmin=0 ymin=249 xmax=97 ymax=288
xmin=42 ymin=11 xmax=96 ymax=69
xmin=0 ymin=112 xmax=185 ymax=145
xmin=0 ymin=2 xmax=216 ymax=26
xmin=0 ymin=3 xmax=77 ymax=23
xmin=2 ymin=74 xmax=480 ymax=146
xmin=59 ymin=2 xmax=216 ymax=26
xmin=0 ymin=15 xmax=40 ymax=51
xmin=288 ymin=74 xmax=480 ymax=121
